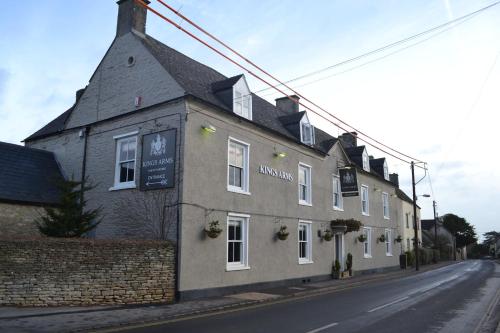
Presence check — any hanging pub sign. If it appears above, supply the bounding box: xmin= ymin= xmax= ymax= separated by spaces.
xmin=140 ymin=129 xmax=176 ymax=190
xmin=339 ymin=168 xmax=359 ymax=197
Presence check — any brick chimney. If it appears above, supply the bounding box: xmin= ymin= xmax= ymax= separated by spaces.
xmin=116 ymin=0 xmax=150 ymax=37
xmin=390 ymin=173 xmax=399 ymax=188
xmin=275 ymin=95 xmax=300 ymax=113
xmin=339 ymin=132 xmax=357 ymax=148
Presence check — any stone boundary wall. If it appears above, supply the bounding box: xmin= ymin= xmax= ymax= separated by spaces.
xmin=0 ymin=238 xmax=175 ymax=306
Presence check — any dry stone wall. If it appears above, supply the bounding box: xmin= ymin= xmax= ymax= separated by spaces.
xmin=0 ymin=238 xmax=175 ymax=306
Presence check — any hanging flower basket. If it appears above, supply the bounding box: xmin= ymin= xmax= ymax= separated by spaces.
xmin=395 ymin=235 xmax=402 ymax=243
xmin=276 ymin=225 xmax=289 ymax=240
xmin=357 ymin=234 xmax=367 ymax=243
xmin=322 ymin=229 xmax=333 ymax=241
xmin=205 ymin=221 xmax=222 ymax=239
xmin=378 ymin=234 xmax=386 ymax=243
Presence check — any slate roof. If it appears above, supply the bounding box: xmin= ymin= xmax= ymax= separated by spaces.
xmin=369 ymin=158 xmax=386 ymax=178
xmin=24 ymin=105 xmax=74 ymax=142
xmin=211 ymin=75 xmax=244 ymax=92
xmin=0 ymin=142 xmax=63 ymax=205
xmin=421 ymin=219 xmax=436 ymax=231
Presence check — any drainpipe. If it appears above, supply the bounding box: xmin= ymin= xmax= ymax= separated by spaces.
xmin=80 ymin=126 xmax=90 ymax=212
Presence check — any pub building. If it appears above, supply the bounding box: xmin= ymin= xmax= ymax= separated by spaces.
xmin=24 ymin=0 xmax=418 ymax=300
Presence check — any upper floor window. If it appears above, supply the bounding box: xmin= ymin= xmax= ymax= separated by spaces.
xmin=383 ymin=161 xmax=389 ymax=181
xmin=361 ymin=185 xmax=369 ymax=215
xmin=333 ymin=175 xmax=343 ymax=210
xmin=300 ymin=114 xmax=315 ymax=145
xmin=382 ymin=192 xmax=390 ymax=219
xmin=112 ymin=132 xmax=138 ymax=190
xmin=298 ymin=163 xmax=312 ymax=205
xmin=227 ymin=138 xmax=250 ymax=194
xmin=406 ymin=213 xmax=410 ymax=228
xmin=233 ymin=76 xmax=252 ymax=120
xmin=298 ymin=221 xmax=313 ymax=264
xmin=362 ymin=149 xmax=370 ymax=172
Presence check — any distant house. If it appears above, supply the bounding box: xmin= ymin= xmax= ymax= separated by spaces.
xmin=0 ymin=142 xmax=63 ymax=238
xmin=421 ymin=218 xmax=461 ymax=260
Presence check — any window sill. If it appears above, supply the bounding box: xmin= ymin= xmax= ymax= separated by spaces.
xmin=299 ymin=201 xmax=313 ymax=207
xmin=384 ymin=217 xmax=390 ymax=220
xmin=226 ymin=265 xmax=250 ymax=272
xmin=363 ymin=254 xmax=372 ymax=259
xmin=299 ymin=259 xmax=314 ymax=265
xmin=109 ymin=183 xmax=136 ymax=191
xmin=227 ymin=187 xmax=251 ymax=196
xmin=386 ymin=254 xmax=393 ymax=257
xmin=362 ymin=212 xmax=370 ymax=217
xmin=333 ymin=207 xmax=344 ymax=211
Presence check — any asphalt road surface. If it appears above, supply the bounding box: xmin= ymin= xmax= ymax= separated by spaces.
xmin=105 ymin=260 xmax=500 ymax=333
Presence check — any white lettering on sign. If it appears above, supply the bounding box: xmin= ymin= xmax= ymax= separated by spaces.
xmin=258 ymin=165 xmax=293 ymax=182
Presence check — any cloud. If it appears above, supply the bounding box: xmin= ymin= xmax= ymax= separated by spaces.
xmin=0 ymin=69 xmax=8 ymax=98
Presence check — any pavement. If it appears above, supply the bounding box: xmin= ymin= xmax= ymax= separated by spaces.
xmin=0 ymin=260 xmax=498 ymax=333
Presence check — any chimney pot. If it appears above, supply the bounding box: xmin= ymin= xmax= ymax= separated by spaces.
xmin=76 ymin=88 xmax=85 ymax=102
xmin=275 ymin=95 xmax=300 ymax=113
xmin=338 ymin=132 xmax=357 ymax=148
xmin=116 ymin=0 xmax=149 ymax=37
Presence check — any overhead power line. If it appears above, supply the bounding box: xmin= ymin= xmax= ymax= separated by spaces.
xmin=135 ymin=0 xmax=425 ymax=167
xmin=155 ymin=0 xmax=424 ymax=163
xmin=254 ymin=0 xmax=500 ymax=94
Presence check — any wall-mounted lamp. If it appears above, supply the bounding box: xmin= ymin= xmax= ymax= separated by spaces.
xmin=273 ymin=151 xmax=287 ymax=158
xmin=374 ymin=187 xmax=382 ymax=192
xmin=201 ymin=124 xmax=216 ymax=134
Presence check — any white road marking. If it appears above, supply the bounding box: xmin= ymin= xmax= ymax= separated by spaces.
xmin=367 ymin=296 xmax=409 ymax=313
xmin=408 ymin=274 xmax=459 ymax=295
xmin=305 ymin=322 xmax=339 ymax=333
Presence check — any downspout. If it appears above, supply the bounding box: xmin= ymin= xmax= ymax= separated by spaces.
xmin=175 ymin=112 xmax=184 ymax=302
xmin=80 ymin=126 xmax=90 ymax=212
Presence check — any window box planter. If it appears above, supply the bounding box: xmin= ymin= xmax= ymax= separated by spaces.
xmin=205 ymin=221 xmax=222 ymax=239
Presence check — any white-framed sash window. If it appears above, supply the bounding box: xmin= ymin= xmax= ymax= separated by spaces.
xmin=361 ymin=185 xmax=369 ymax=215
xmin=363 ymin=227 xmax=372 ymax=258
xmin=111 ymin=132 xmax=138 ymax=190
xmin=385 ymin=229 xmax=392 ymax=256
xmin=333 ymin=175 xmax=343 ymax=210
xmin=227 ymin=138 xmax=250 ymax=194
xmin=298 ymin=221 xmax=313 ymax=264
xmin=226 ymin=213 xmax=250 ymax=271
xmin=382 ymin=192 xmax=390 ymax=219
xmin=298 ymin=163 xmax=312 ymax=205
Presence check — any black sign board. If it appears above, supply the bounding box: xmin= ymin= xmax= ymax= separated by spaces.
xmin=140 ymin=129 xmax=176 ymax=190
xmin=339 ymin=168 xmax=358 ymax=197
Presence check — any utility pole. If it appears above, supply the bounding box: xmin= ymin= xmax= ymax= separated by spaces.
xmin=433 ymin=200 xmax=438 ymax=263
xmin=411 ymin=161 xmax=420 ymax=271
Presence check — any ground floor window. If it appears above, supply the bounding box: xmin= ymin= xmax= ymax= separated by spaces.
xmin=363 ymin=227 xmax=372 ymax=258
xmin=227 ymin=214 xmax=249 ymax=271
xmin=407 ymin=238 xmax=411 ymax=251
xmin=385 ymin=229 xmax=392 ymax=256
xmin=298 ymin=221 xmax=313 ymax=264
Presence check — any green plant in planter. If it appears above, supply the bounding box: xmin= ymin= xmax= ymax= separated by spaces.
xmin=323 ymin=229 xmax=333 ymax=241
xmin=357 ymin=234 xmax=367 ymax=242
xmin=276 ymin=225 xmax=289 ymax=240
xmin=331 ymin=219 xmax=363 ymax=234
xmin=378 ymin=234 xmax=386 ymax=243
xmin=205 ymin=220 xmax=222 ymax=238
xmin=346 ymin=253 xmax=353 ymax=275
xmin=395 ymin=235 xmax=402 ymax=243
xmin=332 ymin=259 xmax=341 ymax=279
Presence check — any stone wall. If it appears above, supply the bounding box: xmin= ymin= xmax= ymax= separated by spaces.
xmin=0 ymin=202 xmax=42 ymax=239
xmin=0 ymin=238 xmax=175 ymax=306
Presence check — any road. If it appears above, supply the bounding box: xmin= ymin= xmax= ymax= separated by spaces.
xmin=103 ymin=260 xmax=500 ymax=333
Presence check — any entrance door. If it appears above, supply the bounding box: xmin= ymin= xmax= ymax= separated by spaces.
xmin=335 ymin=234 xmax=344 ymax=270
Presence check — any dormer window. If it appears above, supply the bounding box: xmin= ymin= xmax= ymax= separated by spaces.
xmin=300 ymin=115 xmax=315 ymax=145
xmin=362 ymin=149 xmax=370 ymax=172
xmin=383 ymin=161 xmax=389 ymax=181
xmin=233 ymin=76 xmax=252 ymax=120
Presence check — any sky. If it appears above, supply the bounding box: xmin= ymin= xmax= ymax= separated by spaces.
xmin=0 ymin=0 xmax=499 ymax=239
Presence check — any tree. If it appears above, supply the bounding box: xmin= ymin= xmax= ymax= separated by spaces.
xmin=113 ymin=190 xmax=177 ymax=240
xmin=442 ymin=213 xmax=477 ymax=248
xmin=483 ymin=231 xmax=500 ymax=246
xmin=36 ymin=179 xmax=101 ymax=237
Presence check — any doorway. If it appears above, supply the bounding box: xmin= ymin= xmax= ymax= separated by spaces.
xmin=335 ymin=233 xmax=344 ymax=270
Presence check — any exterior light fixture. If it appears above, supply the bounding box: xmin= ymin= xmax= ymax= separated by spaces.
xmin=374 ymin=187 xmax=382 ymax=192
xmin=201 ymin=124 xmax=216 ymax=133
xmin=274 ymin=152 xmax=287 ymax=158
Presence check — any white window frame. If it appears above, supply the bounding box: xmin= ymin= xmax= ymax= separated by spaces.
xmin=227 ymin=137 xmax=250 ymax=195
xmin=383 ymin=160 xmax=389 ymax=181
xmin=361 ymin=185 xmax=369 ymax=216
xmin=385 ymin=229 xmax=392 ymax=256
xmin=333 ymin=175 xmax=343 ymax=211
xmin=363 ymin=227 xmax=372 ymax=258
xmin=226 ymin=213 xmax=250 ymax=271
xmin=232 ymin=78 xmax=252 ymax=120
xmin=405 ymin=213 xmax=410 ymax=228
xmin=382 ymin=192 xmax=390 ymax=219
xmin=300 ymin=122 xmax=315 ymax=145
xmin=298 ymin=163 xmax=312 ymax=206
xmin=362 ymin=149 xmax=370 ymax=172
xmin=406 ymin=238 xmax=411 ymax=251
xmin=110 ymin=131 xmax=138 ymax=191
xmin=298 ymin=221 xmax=313 ymax=264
